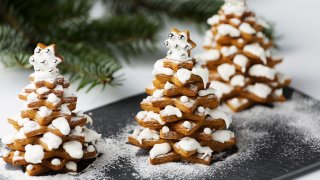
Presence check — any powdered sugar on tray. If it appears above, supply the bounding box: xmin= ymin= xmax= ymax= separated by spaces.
xmin=1 ymin=91 xmax=320 ymax=179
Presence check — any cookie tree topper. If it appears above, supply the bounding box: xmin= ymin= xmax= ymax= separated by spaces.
xmin=128 ymin=28 xmax=236 ymax=165
xmin=164 ymin=28 xmax=196 ymax=61
xmin=196 ymin=0 xmax=290 ymax=112
xmin=1 ymin=43 xmax=101 ymax=176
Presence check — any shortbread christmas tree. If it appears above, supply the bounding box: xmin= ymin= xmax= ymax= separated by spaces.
xmin=196 ymin=0 xmax=290 ymax=112
xmin=1 ymin=43 xmax=101 ymax=176
xmin=128 ymin=28 xmax=236 ymax=165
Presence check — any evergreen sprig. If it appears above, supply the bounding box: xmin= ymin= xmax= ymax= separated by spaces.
xmin=0 ymin=0 xmax=275 ymax=91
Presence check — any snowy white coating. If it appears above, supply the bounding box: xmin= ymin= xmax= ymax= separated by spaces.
xmin=205 ymin=107 xmax=232 ymax=129
xmin=132 ymin=128 xmax=160 ymax=144
xmin=243 ymin=43 xmax=267 ymax=64
xmin=164 ymin=31 xmax=193 ymax=61
xmin=180 ymin=96 xmax=189 ymax=103
xmin=239 ymin=22 xmax=256 ymax=34
xmin=246 ymin=83 xmax=272 ymax=99
xmin=41 ymin=132 xmax=62 ymax=150
xmin=217 ymin=63 xmax=236 ymax=81
xmin=195 ymin=49 xmax=220 ymax=62
xmin=176 ymin=137 xmax=212 ymax=159
xmin=230 ymin=75 xmax=245 ymax=87
xmin=212 ymin=130 xmax=235 ymax=143
xmin=136 ymin=111 xmax=165 ymax=125
xmin=152 ymin=89 xmax=164 ymax=98
xmin=149 ymin=142 xmax=172 ymax=159
xmin=182 ymin=121 xmax=192 ymax=130
xmin=152 ymin=59 xmax=174 ymax=76
xmin=161 ymin=126 xmax=170 ymax=133
xmin=51 ymin=117 xmax=70 ymax=135
xmin=63 ymin=141 xmax=83 ymax=159
xmin=160 ymin=105 xmax=182 ymax=117
xmin=233 ymin=54 xmax=248 ymax=73
xmin=51 ymin=158 xmax=61 ymax=166
xmin=221 ymin=45 xmax=238 ymax=57
xmin=217 ymin=24 xmax=240 ymax=37
xmin=66 ymin=161 xmax=77 ymax=171
xmin=25 ymin=144 xmax=44 ymax=164
xmin=249 ymin=64 xmax=276 ymax=80
xmin=176 ymin=68 xmax=192 ymax=84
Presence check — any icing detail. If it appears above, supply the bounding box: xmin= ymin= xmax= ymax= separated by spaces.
xmin=132 ymin=128 xmax=160 ymax=144
xmin=228 ymin=98 xmax=249 ymax=108
xmin=249 ymin=64 xmax=276 ymax=80
xmin=195 ymin=49 xmax=220 ymax=62
xmin=207 ymin=15 xmax=220 ymax=25
xmin=212 ymin=130 xmax=235 ymax=143
xmin=136 ymin=111 xmax=165 ymax=125
xmin=230 ymin=18 xmax=241 ymax=25
xmin=230 ymin=75 xmax=245 ymax=87
xmin=1 ymin=131 xmax=17 ymax=144
xmin=63 ymin=141 xmax=83 ymax=159
xmin=152 ymin=59 xmax=174 ymax=76
xmin=217 ymin=63 xmax=236 ymax=81
xmin=210 ymin=81 xmax=233 ymax=98
xmin=198 ymin=88 xmax=217 ymax=97
xmin=239 ymin=22 xmax=256 ymax=34
xmin=183 ymin=121 xmax=192 ymax=130
xmin=41 ymin=132 xmax=62 ymax=150
xmin=25 ymin=144 xmax=44 ymax=164
xmin=246 ymin=83 xmax=272 ymax=98
xmin=180 ymin=96 xmax=189 ymax=103
xmin=176 ymin=137 xmax=212 ymax=159
xmin=205 ymin=107 xmax=232 ymax=129
xmin=15 ymin=130 xmax=27 ymax=140
xmin=162 ymin=126 xmax=169 ymax=133
xmin=176 ymin=68 xmax=192 ymax=84
xmin=36 ymin=86 xmax=50 ymax=95
xmin=274 ymin=88 xmax=283 ymax=97
xmin=149 ymin=142 xmax=171 ymax=159
xmin=233 ymin=54 xmax=248 ymax=73
xmin=152 ymin=89 xmax=164 ymax=98
xmin=51 ymin=117 xmax=71 ymax=135
xmin=26 ymin=164 xmax=34 ymax=171
xmin=221 ymin=45 xmax=238 ymax=57
xmin=82 ymin=128 xmax=101 ymax=143
xmin=160 ymin=105 xmax=182 ymax=117
xmin=243 ymin=43 xmax=267 ymax=64
xmin=164 ymin=30 xmax=193 ymax=61
xmin=164 ymin=82 xmax=174 ymax=90
xmin=60 ymin=104 xmax=71 ymax=115
xmin=217 ymin=24 xmax=240 ymax=37
xmin=86 ymin=145 xmax=95 ymax=152
xmin=191 ymin=63 xmax=209 ymax=88
xmin=27 ymin=92 xmax=38 ymax=103
xmin=21 ymin=121 xmax=40 ymax=133
xmin=204 ymin=128 xmax=212 ymax=135
xmin=222 ymin=1 xmax=247 ymax=16
xmin=65 ymin=161 xmax=77 ymax=171
xmin=197 ymin=106 xmax=205 ymax=113
xmin=38 ymin=106 xmax=53 ymax=117
xmin=47 ymin=93 xmax=60 ymax=104
xmin=51 ymin=158 xmax=61 ymax=166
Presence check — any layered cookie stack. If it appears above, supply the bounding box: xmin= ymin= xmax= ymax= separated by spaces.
xmin=1 ymin=43 xmax=101 ymax=176
xmin=128 ymin=28 xmax=236 ymax=165
xmin=196 ymin=0 xmax=290 ymax=112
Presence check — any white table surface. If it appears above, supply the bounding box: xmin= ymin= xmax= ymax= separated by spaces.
xmin=0 ymin=0 xmax=319 ymax=179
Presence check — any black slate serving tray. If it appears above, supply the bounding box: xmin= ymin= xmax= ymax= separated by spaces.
xmin=1 ymin=87 xmax=320 ymax=180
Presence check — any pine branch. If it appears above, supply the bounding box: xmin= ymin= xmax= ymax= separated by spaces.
xmin=58 ymin=42 xmax=122 ymax=91
xmin=108 ymin=0 xmax=224 ymax=22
